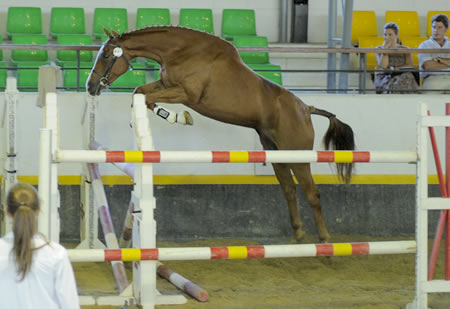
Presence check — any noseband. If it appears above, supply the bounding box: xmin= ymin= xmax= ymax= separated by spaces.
xmin=92 ymin=43 xmax=134 ymax=90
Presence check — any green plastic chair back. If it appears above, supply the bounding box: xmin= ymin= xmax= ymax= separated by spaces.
xmin=11 ymin=34 xmax=49 ymax=65
xmin=0 ymin=62 xmax=6 ymax=92
xmin=0 ymin=36 xmax=3 ymax=61
xmin=56 ymin=35 xmax=93 ymax=66
xmin=50 ymin=7 xmax=86 ymax=39
xmin=234 ymin=36 xmax=269 ymax=64
xmin=63 ymin=62 xmax=93 ymax=91
xmin=93 ymin=8 xmax=128 ymax=39
xmin=222 ymin=9 xmax=256 ymax=41
xmin=179 ymin=9 xmax=214 ymax=34
xmin=111 ymin=64 xmax=147 ymax=92
xmin=136 ymin=8 xmax=171 ymax=28
xmin=16 ymin=62 xmax=50 ymax=92
xmin=7 ymin=7 xmax=42 ymax=38
xmin=248 ymin=64 xmax=283 ymax=86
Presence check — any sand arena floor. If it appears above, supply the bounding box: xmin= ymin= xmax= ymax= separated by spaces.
xmin=75 ymin=235 xmax=450 ymax=309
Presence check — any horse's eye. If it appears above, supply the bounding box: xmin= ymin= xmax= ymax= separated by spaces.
xmin=103 ymin=53 xmax=110 ymax=59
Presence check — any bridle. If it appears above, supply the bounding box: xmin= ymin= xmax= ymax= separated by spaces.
xmin=92 ymin=42 xmax=134 ymax=91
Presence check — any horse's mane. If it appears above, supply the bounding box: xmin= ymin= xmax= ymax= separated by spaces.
xmin=119 ymin=25 xmax=231 ymax=45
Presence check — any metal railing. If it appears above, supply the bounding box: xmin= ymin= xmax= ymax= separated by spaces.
xmin=0 ymin=44 xmax=448 ymax=93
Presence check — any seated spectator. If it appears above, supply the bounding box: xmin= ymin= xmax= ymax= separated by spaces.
xmin=0 ymin=183 xmax=80 ymax=309
xmin=374 ymin=22 xmax=418 ymax=94
xmin=419 ymin=14 xmax=450 ymax=93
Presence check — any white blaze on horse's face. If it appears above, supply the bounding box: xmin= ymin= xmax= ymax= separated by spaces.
xmin=87 ymin=43 xmax=107 ymax=96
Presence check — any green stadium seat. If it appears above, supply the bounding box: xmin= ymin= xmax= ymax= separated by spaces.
xmin=221 ymin=9 xmax=256 ymax=41
xmin=0 ymin=36 xmax=3 ymax=61
xmin=179 ymin=9 xmax=214 ymax=34
xmin=248 ymin=64 xmax=283 ymax=86
xmin=233 ymin=35 xmax=269 ymax=64
xmin=7 ymin=7 xmax=42 ymax=39
xmin=50 ymin=7 xmax=86 ymax=39
xmin=56 ymin=34 xmax=93 ymax=66
xmin=63 ymin=62 xmax=93 ymax=91
xmin=0 ymin=62 xmax=6 ymax=92
xmin=93 ymin=8 xmax=128 ymax=40
xmin=111 ymin=64 xmax=147 ymax=92
xmin=11 ymin=34 xmax=49 ymax=65
xmin=17 ymin=62 xmax=50 ymax=92
xmin=136 ymin=8 xmax=171 ymax=28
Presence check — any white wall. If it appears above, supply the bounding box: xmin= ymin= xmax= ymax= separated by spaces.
xmin=308 ymin=0 xmax=450 ymax=43
xmin=2 ymin=90 xmax=449 ymax=178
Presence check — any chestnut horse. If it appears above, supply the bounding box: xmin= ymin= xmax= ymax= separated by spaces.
xmin=87 ymin=26 xmax=355 ymax=243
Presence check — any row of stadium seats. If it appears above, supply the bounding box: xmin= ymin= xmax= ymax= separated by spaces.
xmin=352 ymin=10 xmax=450 ymax=44
xmin=4 ymin=7 xmax=257 ymax=41
xmin=353 ymin=10 xmax=450 ymax=69
xmin=0 ymin=7 xmax=282 ymax=92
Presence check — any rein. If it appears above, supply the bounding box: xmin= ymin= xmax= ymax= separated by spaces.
xmin=92 ymin=43 xmax=134 ymax=89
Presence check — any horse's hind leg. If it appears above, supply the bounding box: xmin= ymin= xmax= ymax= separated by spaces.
xmin=290 ymin=163 xmax=330 ymax=243
xmin=258 ymin=131 xmax=305 ymax=241
xmin=271 ymin=163 xmax=306 ymax=242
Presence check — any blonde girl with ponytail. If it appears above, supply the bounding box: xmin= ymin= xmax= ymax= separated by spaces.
xmin=0 ymin=183 xmax=80 ymax=309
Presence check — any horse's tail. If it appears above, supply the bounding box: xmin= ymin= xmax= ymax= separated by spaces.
xmin=309 ymin=105 xmax=355 ymax=184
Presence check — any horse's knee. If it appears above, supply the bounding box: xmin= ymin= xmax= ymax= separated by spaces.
xmin=283 ymin=184 xmax=297 ymax=201
xmin=306 ymin=191 xmax=321 ymax=209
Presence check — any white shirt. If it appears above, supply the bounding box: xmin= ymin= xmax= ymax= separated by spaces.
xmin=0 ymin=232 xmax=80 ymax=309
xmin=418 ymin=36 xmax=450 ymax=78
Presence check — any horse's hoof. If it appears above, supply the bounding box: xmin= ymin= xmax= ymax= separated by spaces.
xmin=319 ymin=234 xmax=330 ymax=244
xmin=184 ymin=111 xmax=194 ymax=125
xmin=295 ymin=230 xmax=306 ymax=242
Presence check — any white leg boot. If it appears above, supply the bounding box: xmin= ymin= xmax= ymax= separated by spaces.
xmin=153 ymin=105 xmax=193 ymax=125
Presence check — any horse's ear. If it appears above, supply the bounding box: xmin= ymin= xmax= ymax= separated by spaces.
xmin=103 ymin=28 xmax=113 ymax=38
xmin=112 ymin=30 xmax=119 ymax=37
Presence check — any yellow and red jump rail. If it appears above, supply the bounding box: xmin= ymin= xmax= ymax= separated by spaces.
xmin=56 ymin=150 xmax=418 ymax=164
xmin=68 ymin=240 xmax=416 ymax=262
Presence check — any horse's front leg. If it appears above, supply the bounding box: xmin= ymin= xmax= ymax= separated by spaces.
xmin=134 ymin=82 xmax=193 ymax=125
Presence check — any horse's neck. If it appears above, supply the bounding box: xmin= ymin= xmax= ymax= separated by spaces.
xmin=124 ymin=30 xmax=188 ymax=64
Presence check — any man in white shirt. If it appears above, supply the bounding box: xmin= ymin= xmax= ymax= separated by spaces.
xmin=418 ymin=14 xmax=450 ymax=93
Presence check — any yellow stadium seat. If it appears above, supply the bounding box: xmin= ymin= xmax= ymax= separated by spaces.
xmin=358 ymin=37 xmax=385 ymax=70
xmin=401 ymin=37 xmax=428 ymax=68
xmin=352 ymin=11 xmax=378 ymax=44
xmin=426 ymin=11 xmax=450 ymax=37
xmin=385 ymin=11 xmax=420 ymax=39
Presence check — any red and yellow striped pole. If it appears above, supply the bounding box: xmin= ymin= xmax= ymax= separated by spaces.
xmin=68 ymin=240 xmax=416 ymax=262
xmin=56 ymin=150 xmax=418 ymax=164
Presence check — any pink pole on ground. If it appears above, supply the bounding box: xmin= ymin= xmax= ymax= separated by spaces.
xmin=427 ymin=110 xmax=448 ymax=280
xmin=119 ymin=200 xmax=134 ymax=248
xmin=157 ymin=262 xmax=209 ymax=302
xmin=88 ymin=163 xmax=129 ymax=292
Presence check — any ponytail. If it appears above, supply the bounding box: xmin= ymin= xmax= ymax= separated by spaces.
xmin=6 ymin=183 xmax=41 ymax=281
xmin=12 ymin=205 xmax=36 ymax=280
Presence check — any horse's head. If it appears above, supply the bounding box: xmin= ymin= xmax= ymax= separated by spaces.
xmin=87 ymin=28 xmax=132 ymax=96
